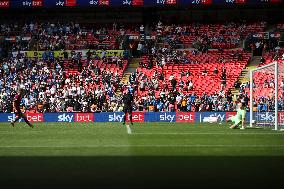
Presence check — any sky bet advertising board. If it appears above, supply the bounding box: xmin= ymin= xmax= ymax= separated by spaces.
xmin=0 ymin=0 xmax=282 ymax=9
xmin=0 ymin=112 xmax=283 ymax=123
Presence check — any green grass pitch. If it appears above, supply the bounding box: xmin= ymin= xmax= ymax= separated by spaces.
xmin=1 ymin=122 xmax=284 ymax=188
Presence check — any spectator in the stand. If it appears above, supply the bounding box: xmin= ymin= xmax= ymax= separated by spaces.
xmin=222 ymin=67 xmax=226 ymax=75
xmin=139 ymin=80 xmax=145 ymax=92
xmin=148 ymin=58 xmax=154 ymax=69
xmin=221 ymin=69 xmax=226 ymax=90
xmin=202 ymin=69 xmax=208 ymax=76
xmin=179 ymin=80 xmax=184 ymax=89
xmin=269 ymin=79 xmax=275 ymax=88
xmin=263 ymin=80 xmax=269 ymax=88
xmin=260 ymin=56 xmax=265 ymax=64
xmin=171 ymin=78 xmax=177 ymax=90
xmin=213 ymin=67 xmax=218 ymax=75
xmin=139 ymin=24 xmax=144 ymax=34
xmin=187 ymin=80 xmax=193 ymax=91
xmin=156 ymin=21 xmax=163 ymax=42
xmin=181 ymin=98 xmax=187 ymax=112
xmin=101 ymin=49 xmax=107 ymax=59
xmin=169 ymin=74 xmax=174 ymax=81
xmin=137 ymin=42 xmax=143 ymax=57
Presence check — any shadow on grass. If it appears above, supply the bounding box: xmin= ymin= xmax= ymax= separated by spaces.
xmin=0 ymin=156 xmax=283 ymax=188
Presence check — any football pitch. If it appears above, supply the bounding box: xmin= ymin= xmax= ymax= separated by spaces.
xmin=1 ymin=122 xmax=284 ymax=188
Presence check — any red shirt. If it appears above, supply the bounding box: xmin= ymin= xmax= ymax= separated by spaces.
xmin=14 ymin=93 xmax=22 ymax=108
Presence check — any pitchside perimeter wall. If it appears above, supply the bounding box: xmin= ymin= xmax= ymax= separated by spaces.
xmin=0 ymin=112 xmax=283 ymax=123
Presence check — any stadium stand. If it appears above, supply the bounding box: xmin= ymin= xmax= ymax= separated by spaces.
xmin=243 ymin=48 xmax=284 ymax=111
xmin=0 ymin=20 xmax=283 ymax=113
xmin=154 ymin=22 xmax=266 ymax=49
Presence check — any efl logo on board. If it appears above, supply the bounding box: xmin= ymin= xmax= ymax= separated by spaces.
xmin=26 ymin=113 xmax=44 ymax=122
xmin=176 ymin=112 xmax=195 ymax=122
xmin=75 ymin=113 xmax=94 ymax=122
xmin=126 ymin=112 xmax=144 ymax=122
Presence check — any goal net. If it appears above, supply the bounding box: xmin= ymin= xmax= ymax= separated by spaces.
xmin=250 ymin=60 xmax=284 ymax=130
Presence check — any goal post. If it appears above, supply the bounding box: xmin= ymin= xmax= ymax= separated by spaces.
xmin=250 ymin=61 xmax=284 ymax=130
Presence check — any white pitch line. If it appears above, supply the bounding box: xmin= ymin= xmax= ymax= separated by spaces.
xmin=126 ymin=125 xmax=132 ymax=134
xmin=132 ymin=133 xmax=284 ymax=135
xmin=0 ymin=144 xmax=284 ymax=148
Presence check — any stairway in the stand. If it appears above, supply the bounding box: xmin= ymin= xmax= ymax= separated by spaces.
xmin=231 ymin=56 xmax=261 ymax=96
xmin=116 ymin=58 xmax=140 ymax=94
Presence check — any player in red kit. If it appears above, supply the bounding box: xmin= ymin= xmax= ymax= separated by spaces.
xmin=10 ymin=88 xmax=34 ymax=128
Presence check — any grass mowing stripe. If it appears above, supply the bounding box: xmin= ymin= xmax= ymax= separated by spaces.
xmin=1 ymin=144 xmax=284 ymax=148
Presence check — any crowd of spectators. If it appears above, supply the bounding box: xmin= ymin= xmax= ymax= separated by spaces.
xmin=0 ymin=50 xmax=252 ymax=113
xmin=0 ymin=51 xmax=127 ymax=113
xmin=123 ymin=69 xmax=245 ymax=112
xmin=0 ymin=20 xmax=283 ymax=113
xmin=153 ymin=21 xmax=266 ymax=50
xmin=0 ymin=22 xmax=143 ymax=53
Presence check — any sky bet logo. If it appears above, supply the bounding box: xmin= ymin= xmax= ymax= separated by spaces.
xmin=0 ymin=1 xmax=9 ymax=8
xmin=109 ymin=113 xmax=124 ymax=122
xmin=32 ymin=0 xmax=43 ymax=6
xmin=56 ymin=1 xmax=65 ymax=6
xmin=256 ymin=112 xmax=275 ymax=122
xmin=176 ymin=112 xmax=195 ymax=122
xmin=89 ymin=0 xmax=98 ymax=5
xmin=159 ymin=113 xmax=175 ymax=122
xmin=191 ymin=0 xmax=202 ymax=4
xmin=22 ymin=1 xmax=32 ymax=6
xmin=75 ymin=113 xmax=94 ymax=122
xmin=206 ymin=113 xmax=225 ymax=122
xmin=58 ymin=114 xmax=74 ymax=122
xmin=126 ymin=112 xmax=144 ymax=122
xmin=108 ymin=112 xmax=144 ymax=122
xmin=8 ymin=113 xmax=43 ymax=122
xmin=8 ymin=114 xmax=22 ymax=122
xmin=157 ymin=0 xmax=166 ymax=4
xmin=123 ymin=0 xmax=132 ymax=5
xmin=197 ymin=112 xmax=225 ymax=122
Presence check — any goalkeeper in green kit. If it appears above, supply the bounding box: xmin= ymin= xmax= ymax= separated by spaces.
xmin=227 ymin=102 xmax=247 ymax=130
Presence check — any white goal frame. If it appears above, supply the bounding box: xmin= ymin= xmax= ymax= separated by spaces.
xmin=249 ymin=61 xmax=278 ymax=130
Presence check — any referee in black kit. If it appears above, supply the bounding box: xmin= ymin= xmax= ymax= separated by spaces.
xmin=122 ymin=88 xmax=134 ymax=125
